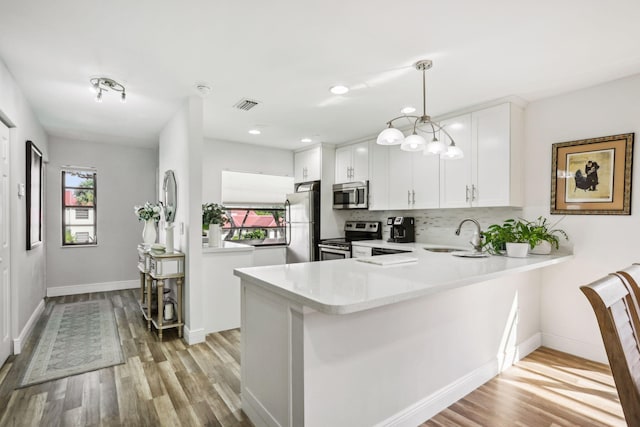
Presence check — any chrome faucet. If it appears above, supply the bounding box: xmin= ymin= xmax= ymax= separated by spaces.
xmin=455 ymin=219 xmax=483 ymax=253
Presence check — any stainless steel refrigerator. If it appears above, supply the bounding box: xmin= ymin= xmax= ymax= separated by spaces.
xmin=285 ymin=181 xmax=320 ymax=263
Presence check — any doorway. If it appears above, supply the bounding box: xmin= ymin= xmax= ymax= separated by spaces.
xmin=0 ymin=121 xmax=10 ymax=367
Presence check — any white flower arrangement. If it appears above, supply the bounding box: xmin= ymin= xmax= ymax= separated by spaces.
xmin=134 ymin=202 xmax=162 ymax=222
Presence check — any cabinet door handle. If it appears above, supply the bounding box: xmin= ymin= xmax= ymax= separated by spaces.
xmin=465 ymin=185 xmax=470 ymax=203
xmin=412 ymin=190 xmax=416 ymax=205
xmin=408 ymin=190 xmax=411 ymax=205
xmin=472 ymin=185 xmax=477 ymax=201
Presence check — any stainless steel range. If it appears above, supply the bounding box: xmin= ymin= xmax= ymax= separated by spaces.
xmin=318 ymin=221 xmax=382 ymax=261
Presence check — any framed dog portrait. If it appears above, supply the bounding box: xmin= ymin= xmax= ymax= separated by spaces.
xmin=551 ymin=133 xmax=634 ymax=215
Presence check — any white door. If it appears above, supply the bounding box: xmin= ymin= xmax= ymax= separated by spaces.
xmin=412 ymin=153 xmax=440 ymax=209
xmin=0 ymin=122 xmax=10 ymax=367
xmin=334 ymin=146 xmax=351 ymax=184
xmin=473 ymin=103 xmax=511 ymax=206
xmin=387 ymin=148 xmax=413 ymax=210
xmin=439 ymin=114 xmax=473 ymax=208
xmin=351 ymin=142 xmax=369 ymax=182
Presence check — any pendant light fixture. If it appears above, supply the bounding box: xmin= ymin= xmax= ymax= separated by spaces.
xmin=90 ymin=77 xmax=126 ymax=103
xmin=376 ymin=60 xmax=462 ymax=159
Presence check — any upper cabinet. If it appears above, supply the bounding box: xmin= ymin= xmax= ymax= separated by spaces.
xmin=368 ymin=141 xmax=389 ymax=210
xmin=439 ymin=103 xmax=523 ymax=208
xmin=388 ymin=148 xmax=439 ymax=210
xmin=335 ymin=141 xmax=369 ymax=183
xmin=294 ymin=146 xmax=321 ymax=183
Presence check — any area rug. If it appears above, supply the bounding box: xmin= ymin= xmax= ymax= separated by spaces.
xmin=19 ymin=299 xmax=124 ymax=387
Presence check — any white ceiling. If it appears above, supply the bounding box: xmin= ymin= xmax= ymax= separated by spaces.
xmin=1 ymin=0 xmax=640 ymax=150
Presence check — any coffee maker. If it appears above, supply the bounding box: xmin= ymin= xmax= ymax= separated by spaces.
xmin=387 ymin=217 xmax=415 ymax=243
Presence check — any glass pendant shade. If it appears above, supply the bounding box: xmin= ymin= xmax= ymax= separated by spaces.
xmin=424 ymin=138 xmax=447 ymax=155
xmin=441 ymin=143 xmax=464 ymax=160
xmin=400 ymin=133 xmax=426 ymax=152
xmin=376 ymin=127 xmax=405 ymax=145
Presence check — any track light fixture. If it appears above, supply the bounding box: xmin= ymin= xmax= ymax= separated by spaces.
xmin=376 ymin=60 xmax=463 ymax=159
xmin=89 ymin=77 xmax=126 ymax=103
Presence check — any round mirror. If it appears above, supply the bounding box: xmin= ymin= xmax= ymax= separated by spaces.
xmin=163 ymin=170 xmax=177 ymax=223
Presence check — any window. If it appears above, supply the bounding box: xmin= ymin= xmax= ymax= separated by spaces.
xmin=62 ymin=169 xmax=97 ymax=246
xmin=222 ymin=207 xmax=286 ymax=246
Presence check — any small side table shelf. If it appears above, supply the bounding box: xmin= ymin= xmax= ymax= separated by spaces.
xmin=137 ymin=246 xmax=185 ymax=340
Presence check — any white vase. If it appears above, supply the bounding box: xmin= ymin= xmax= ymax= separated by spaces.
xmin=164 ymin=223 xmax=174 ymax=253
xmin=142 ymin=219 xmax=157 ymax=245
xmin=506 ymin=242 xmax=529 ymax=258
xmin=209 ymin=224 xmax=221 ymax=248
xmin=530 ymin=240 xmax=552 ymax=255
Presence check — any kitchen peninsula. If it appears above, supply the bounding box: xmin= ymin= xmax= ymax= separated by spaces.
xmin=234 ymin=248 xmax=572 ymax=427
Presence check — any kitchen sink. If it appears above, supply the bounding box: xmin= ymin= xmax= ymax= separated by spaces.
xmin=423 ymin=247 xmax=458 ymax=253
xmin=422 ymin=245 xmax=468 ymax=253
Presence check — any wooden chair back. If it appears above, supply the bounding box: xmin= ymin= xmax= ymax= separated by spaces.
xmin=580 ymin=274 xmax=640 ymax=425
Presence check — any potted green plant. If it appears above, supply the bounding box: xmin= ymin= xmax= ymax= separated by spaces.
xmin=482 ymin=218 xmax=531 ymax=257
xmin=202 ymin=203 xmax=228 ymax=248
xmin=202 ymin=203 xmax=228 ymax=229
xmin=524 ymin=216 xmax=568 ymax=255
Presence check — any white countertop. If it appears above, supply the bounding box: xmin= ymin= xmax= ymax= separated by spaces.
xmin=351 ymin=239 xmax=469 ymax=251
xmin=203 ymin=241 xmax=254 ymax=253
xmin=234 ymin=247 xmax=573 ymax=315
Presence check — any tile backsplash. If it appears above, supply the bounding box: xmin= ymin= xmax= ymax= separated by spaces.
xmin=335 ymin=207 xmax=524 ymax=247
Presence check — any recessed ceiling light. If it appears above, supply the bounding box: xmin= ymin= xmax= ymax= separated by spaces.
xmin=301 ymin=138 xmax=312 ymax=143
xmin=248 ymin=129 xmax=261 ymax=135
xmin=401 ymin=106 xmax=416 ymax=114
xmin=330 ymin=85 xmax=349 ymax=95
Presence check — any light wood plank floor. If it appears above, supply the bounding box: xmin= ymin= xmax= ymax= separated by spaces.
xmin=0 ymin=290 xmax=626 ymax=426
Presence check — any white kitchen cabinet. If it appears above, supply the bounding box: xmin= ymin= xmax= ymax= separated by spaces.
xmin=335 ymin=141 xmax=369 ymax=183
xmin=388 ymin=148 xmax=439 ymax=210
xmin=294 ymin=146 xmax=321 ymax=183
xmin=439 ymin=103 xmax=523 ymax=207
xmin=351 ymin=244 xmax=372 ymax=258
xmin=367 ymin=141 xmax=389 ymax=210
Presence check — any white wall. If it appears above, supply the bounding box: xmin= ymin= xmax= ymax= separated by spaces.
xmin=45 ymin=137 xmax=157 ymax=291
xmin=0 ymin=57 xmax=48 ymax=351
xmin=524 ymin=73 xmax=640 ymax=362
xmin=202 ymin=138 xmax=293 ymax=203
xmin=158 ymin=96 xmax=204 ymax=344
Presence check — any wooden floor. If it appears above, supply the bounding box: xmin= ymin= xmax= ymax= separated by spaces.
xmin=0 ymin=289 xmax=626 ymax=426
xmin=424 ymin=347 xmax=625 ymax=427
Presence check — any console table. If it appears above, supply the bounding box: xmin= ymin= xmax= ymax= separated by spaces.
xmin=137 ymin=246 xmax=185 ymax=340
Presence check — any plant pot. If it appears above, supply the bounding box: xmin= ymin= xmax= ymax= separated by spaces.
xmin=506 ymin=242 xmax=529 ymax=258
xmin=142 ymin=219 xmax=157 ymax=245
xmin=530 ymin=240 xmax=552 ymax=255
xmin=209 ymin=224 xmax=221 ymax=248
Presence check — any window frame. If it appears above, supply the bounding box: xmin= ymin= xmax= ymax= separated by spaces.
xmin=61 ymin=168 xmax=98 ymax=246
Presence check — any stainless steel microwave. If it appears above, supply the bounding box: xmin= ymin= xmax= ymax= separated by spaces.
xmin=332 ymin=181 xmax=368 ymax=209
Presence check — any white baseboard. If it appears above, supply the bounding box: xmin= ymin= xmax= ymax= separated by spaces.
xmin=184 ymin=325 xmax=205 ymax=345
xmin=378 ymin=334 xmax=542 ymax=427
xmin=542 ymin=332 xmax=607 ymax=364
xmin=46 ymin=279 xmax=138 ymax=297
xmin=13 ymin=299 xmax=45 ymax=354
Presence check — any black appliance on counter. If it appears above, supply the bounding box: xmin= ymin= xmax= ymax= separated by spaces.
xmin=387 ymin=216 xmax=415 ymax=243
xmin=318 ymin=221 xmax=381 ymax=261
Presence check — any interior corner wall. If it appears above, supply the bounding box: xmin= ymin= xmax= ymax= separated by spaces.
xmin=0 ymin=57 xmax=48 ymax=348
xmin=44 ymin=137 xmax=157 ymax=290
xmin=202 ymin=138 xmax=294 ymax=203
xmin=523 ymin=73 xmax=640 ymax=363
xmin=158 ymin=96 xmax=204 ymax=344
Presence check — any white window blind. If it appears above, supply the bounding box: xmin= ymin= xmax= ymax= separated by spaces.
xmin=221 ymin=171 xmax=293 ymax=206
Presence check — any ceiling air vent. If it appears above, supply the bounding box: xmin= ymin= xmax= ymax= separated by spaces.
xmin=233 ymin=98 xmax=260 ymax=111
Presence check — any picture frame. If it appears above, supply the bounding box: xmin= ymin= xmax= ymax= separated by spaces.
xmin=551 ymin=133 xmax=634 ymax=215
xmin=26 ymin=140 xmax=43 ymax=249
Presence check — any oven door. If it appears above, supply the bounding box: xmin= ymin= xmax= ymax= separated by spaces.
xmin=318 ymin=245 xmax=351 ymax=261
